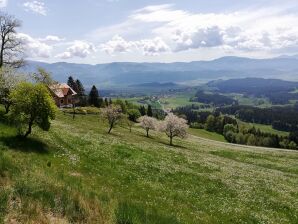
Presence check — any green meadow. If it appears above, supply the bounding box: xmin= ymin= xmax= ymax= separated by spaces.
xmin=0 ymin=106 xmax=297 ymax=223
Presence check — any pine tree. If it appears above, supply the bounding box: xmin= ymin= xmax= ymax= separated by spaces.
xmin=75 ymin=79 xmax=85 ymax=96
xmin=104 ymin=98 xmax=109 ymax=106
xmin=147 ymin=105 xmax=153 ymax=117
xmin=139 ymin=105 xmax=146 ymax=116
xmin=88 ymin=85 xmax=100 ymax=107
xmin=75 ymin=79 xmax=87 ymax=106
xmin=67 ymin=76 xmax=78 ymax=93
xmin=109 ymin=98 xmax=113 ymax=105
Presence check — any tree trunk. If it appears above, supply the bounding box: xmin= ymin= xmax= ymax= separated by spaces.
xmin=72 ymin=104 xmax=76 ymax=120
xmin=4 ymin=103 xmax=10 ymax=114
xmin=170 ymin=136 xmax=173 ymax=146
xmin=108 ymin=124 xmax=113 ymax=134
xmin=24 ymin=120 xmax=33 ymax=138
xmin=146 ymin=129 xmax=149 ymax=137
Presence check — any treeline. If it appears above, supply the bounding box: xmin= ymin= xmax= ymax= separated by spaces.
xmin=216 ymin=105 xmax=298 ymax=132
xmin=190 ymin=90 xmax=237 ymax=106
xmin=173 ymin=105 xmax=298 ymax=150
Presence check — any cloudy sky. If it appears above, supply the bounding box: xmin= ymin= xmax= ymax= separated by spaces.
xmin=3 ymin=0 xmax=298 ymax=64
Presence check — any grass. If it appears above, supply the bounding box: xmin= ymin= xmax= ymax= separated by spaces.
xmin=0 ymin=105 xmax=298 ymax=223
xmin=236 ymin=120 xmax=289 ymax=137
xmin=188 ymin=128 xmax=227 ymax=142
xmin=159 ymin=92 xmax=202 ymax=110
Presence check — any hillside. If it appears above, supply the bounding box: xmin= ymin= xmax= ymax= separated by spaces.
xmin=22 ymin=56 xmax=298 ymax=87
xmin=0 ymin=107 xmax=297 ymax=223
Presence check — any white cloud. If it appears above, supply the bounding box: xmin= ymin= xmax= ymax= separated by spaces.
xmin=23 ymin=1 xmax=47 ymax=16
xmin=95 ymin=4 xmax=298 ymax=56
xmin=100 ymin=35 xmax=169 ymax=56
xmin=0 ymin=0 xmax=7 ymax=8
xmin=17 ymin=33 xmax=52 ymax=58
xmin=39 ymin=35 xmax=65 ymax=42
xmin=136 ymin=37 xmax=170 ymax=55
xmin=56 ymin=41 xmax=96 ymax=59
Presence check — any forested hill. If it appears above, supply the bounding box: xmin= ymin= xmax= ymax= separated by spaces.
xmin=22 ymin=56 xmax=298 ymax=86
xmin=208 ymin=78 xmax=298 ymax=94
xmin=208 ymin=78 xmax=298 ymax=104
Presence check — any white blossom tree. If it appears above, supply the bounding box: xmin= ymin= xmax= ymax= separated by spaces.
xmin=0 ymin=67 xmax=25 ymax=113
xmin=138 ymin=115 xmax=157 ymax=137
xmin=101 ymin=105 xmax=123 ymax=133
xmin=160 ymin=113 xmax=188 ymax=146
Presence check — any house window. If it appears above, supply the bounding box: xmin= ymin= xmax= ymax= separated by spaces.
xmin=60 ymin=99 xmax=64 ymax=104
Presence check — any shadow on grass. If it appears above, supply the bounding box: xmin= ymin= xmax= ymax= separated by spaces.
xmin=0 ymin=135 xmax=49 ymax=154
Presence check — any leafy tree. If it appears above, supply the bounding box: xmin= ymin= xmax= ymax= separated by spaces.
xmin=9 ymin=82 xmax=56 ymax=138
xmin=138 ymin=115 xmax=157 ymax=137
xmin=247 ymin=134 xmax=257 ymax=146
xmin=0 ymin=12 xmax=24 ymax=68
xmin=0 ymin=67 xmax=25 ymax=113
xmin=205 ymin=115 xmax=215 ymax=132
xmin=127 ymin=109 xmax=141 ymax=122
xmin=109 ymin=98 xmax=112 ymax=105
xmin=114 ymin=99 xmax=127 ymax=114
xmin=101 ymin=105 xmax=123 ymax=133
xmin=160 ymin=113 xmax=188 ymax=146
xmin=88 ymin=85 xmax=101 ymax=107
xmin=147 ymin=105 xmax=153 ymax=117
xmin=31 ymin=67 xmax=55 ymax=85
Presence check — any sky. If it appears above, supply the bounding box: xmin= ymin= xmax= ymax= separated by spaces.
xmin=2 ymin=0 xmax=298 ymax=64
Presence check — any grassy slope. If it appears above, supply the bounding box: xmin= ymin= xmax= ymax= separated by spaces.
xmin=0 ymin=108 xmax=298 ymax=223
xmin=188 ymin=128 xmax=227 ymax=143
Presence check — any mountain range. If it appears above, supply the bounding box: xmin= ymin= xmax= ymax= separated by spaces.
xmin=22 ymin=56 xmax=298 ymax=87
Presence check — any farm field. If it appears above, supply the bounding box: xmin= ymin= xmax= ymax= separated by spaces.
xmin=0 ymin=106 xmax=297 ymax=223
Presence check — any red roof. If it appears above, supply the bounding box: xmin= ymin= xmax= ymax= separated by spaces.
xmin=49 ymin=83 xmax=77 ymax=98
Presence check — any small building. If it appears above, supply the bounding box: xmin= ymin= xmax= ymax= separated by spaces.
xmin=48 ymin=83 xmax=78 ymax=107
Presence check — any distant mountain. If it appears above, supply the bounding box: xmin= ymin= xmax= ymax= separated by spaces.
xmin=22 ymin=56 xmax=298 ymax=87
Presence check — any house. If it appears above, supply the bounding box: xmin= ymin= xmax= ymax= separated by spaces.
xmin=48 ymin=83 xmax=78 ymax=107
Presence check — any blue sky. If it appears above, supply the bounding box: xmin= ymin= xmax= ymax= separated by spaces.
xmin=2 ymin=0 xmax=298 ymax=64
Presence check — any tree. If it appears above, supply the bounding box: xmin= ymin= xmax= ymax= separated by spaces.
xmin=67 ymin=76 xmax=79 ymax=93
xmin=205 ymin=115 xmax=215 ymax=132
xmin=104 ymin=98 xmax=109 ymax=107
xmin=9 ymin=82 xmax=56 ymax=138
xmin=31 ymin=67 xmax=55 ymax=85
xmin=127 ymin=109 xmax=141 ymax=122
xmin=138 ymin=115 xmax=157 ymax=137
xmin=147 ymin=105 xmax=153 ymax=117
xmin=88 ymin=85 xmax=101 ymax=107
xmin=0 ymin=67 xmax=24 ymax=113
xmin=75 ymin=79 xmax=87 ymax=106
xmin=0 ymin=12 xmax=24 ymax=68
xmin=139 ymin=105 xmax=146 ymax=116
xmin=75 ymin=79 xmax=85 ymax=96
xmin=160 ymin=113 xmax=188 ymax=146
xmin=101 ymin=105 xmax=123 ymax=133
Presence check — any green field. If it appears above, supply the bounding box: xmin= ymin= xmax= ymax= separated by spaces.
xmin=0 ymin=106 xmax=298 ymax=223
xmin=237 ymin=120 xmax=289 ymax=137
xmin=188 ymin=128 xmax=227 ymax=142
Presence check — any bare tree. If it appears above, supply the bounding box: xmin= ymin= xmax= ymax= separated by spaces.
xmin=101 ymin=105 xmax=123 ymax=133
xmin=160 ymin=113 xmax=188 ymax=146
xmin=138 ymin=115 xmax=157 ymax=137
xmin=0 ymin=12 xmax=24 ymax=68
